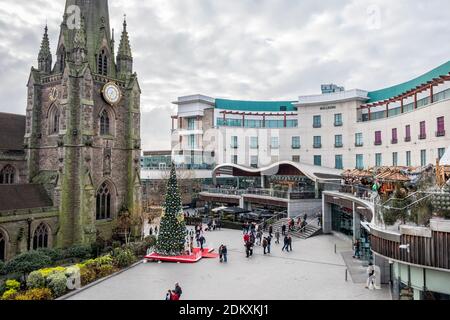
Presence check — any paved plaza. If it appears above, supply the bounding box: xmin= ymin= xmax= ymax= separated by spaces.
xmin=67 ymin=229 xmax=390 ymax=300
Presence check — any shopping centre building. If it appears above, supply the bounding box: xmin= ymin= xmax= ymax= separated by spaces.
xmin=164 ymin=61 xmax=450 ymax=300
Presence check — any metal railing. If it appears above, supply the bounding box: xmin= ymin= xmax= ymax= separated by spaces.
xmin=201 ymin=187 xmax=316 ymax=200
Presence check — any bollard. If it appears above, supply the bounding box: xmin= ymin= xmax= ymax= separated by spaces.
xmin=345 ymin=269 xmax=348 ymax=282
xmin=334 ymin=244 xmax=337 ymax=254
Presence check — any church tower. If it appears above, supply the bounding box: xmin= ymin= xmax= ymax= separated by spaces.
xmin=24 ymin=0 xmax=142 ymax=248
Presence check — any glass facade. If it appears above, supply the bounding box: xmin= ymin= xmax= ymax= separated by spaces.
xmin=331 ymin=204 xmax=353 ymax=237
xmin=216 ymin=118 xmax=298 ymax=128
xmin=271 ymin=136 xmax=279 ymax=149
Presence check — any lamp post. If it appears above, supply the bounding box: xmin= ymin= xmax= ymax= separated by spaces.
xmin=27 ymin=217 xmax=34 ymax=251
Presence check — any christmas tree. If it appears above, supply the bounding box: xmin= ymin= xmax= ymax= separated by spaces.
xmin=155 ymin=164 xmax=187 ymax=256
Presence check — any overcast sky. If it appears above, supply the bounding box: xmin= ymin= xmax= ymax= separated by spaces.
xmin=0 ymin=0 xmax=449 ymax=150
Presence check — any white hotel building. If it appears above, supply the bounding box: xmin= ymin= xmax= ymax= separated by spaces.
xmin=171 ymin=61 xmax=450 ymax=171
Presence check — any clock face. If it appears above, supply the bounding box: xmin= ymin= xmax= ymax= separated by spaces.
xmin=102 ymin=82 xmax=122 ymax=105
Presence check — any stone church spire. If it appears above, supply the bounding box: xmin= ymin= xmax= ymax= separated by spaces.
xmin=38 ymin=24 xmax=52 ymax=73
xmin=72 ymin=17 xmax=87 ymax=65
xmin=117 ymin=16 xmax=133 ymax=78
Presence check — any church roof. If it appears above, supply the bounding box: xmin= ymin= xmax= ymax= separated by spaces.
xmin=0 ymin=184 xmax=53 ymax=211
xmin=0 ymin=112 xmax=25 ymax=151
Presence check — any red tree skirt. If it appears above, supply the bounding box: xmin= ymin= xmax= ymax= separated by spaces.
xmin=144 ymin=247 xmax=219 ymax=264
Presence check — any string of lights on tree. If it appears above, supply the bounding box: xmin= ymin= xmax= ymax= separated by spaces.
xmin=155 ymin=163 xmax=187 ymax=256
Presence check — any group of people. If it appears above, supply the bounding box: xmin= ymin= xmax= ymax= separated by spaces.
xmin=165 ymin=283 xmax=183 ymax=300
xmin=206 ymin=219 xmax=221 ymax=231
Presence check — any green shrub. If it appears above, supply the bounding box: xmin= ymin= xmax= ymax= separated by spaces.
xmin=1 ymin=289 xmax=18 ymax=300
xmin=37 ymin=248 xmax=64 ymax=263
xmin=5 ymin=279 xmax=20 ymax=291
xmin=27 ymin=271 xmax=46 ymax=289
xmin=4 ymin=251 xmax=52 ymax=276
xmin=96 ymin=264 xmax=117 ymax=278
xmin=64 ymin=245 xmax=92 ymax=260
xmin=112 ymin=248 xmax=137 ymax=268
xmin=47 ymin=272 xmax=67 ymax=297
xmin=14 ymin=288 xmax=53 ymax=301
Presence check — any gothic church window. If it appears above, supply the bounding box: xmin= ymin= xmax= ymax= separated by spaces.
xmin=98 ymin=49 xmax=108 ymax=76
xmin=100 ymin=110 xmax=110 ymax=135
xmin=48 ymin=104 xmax=60 ymax=135
xmin=96 ymin=182 xmax=112 ymax=220
xmin=0 ymin=230 xmax=6 ymax=261
xmin=0 ymin=165 xmax=15 ymax=184
xmin=33 ymin=223 xmax=49 ymax=250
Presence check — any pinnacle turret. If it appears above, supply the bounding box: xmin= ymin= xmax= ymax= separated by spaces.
xmin=38 ymin=24 xmax=52 ymax=73
xmin=116 ymin=15 xmax=133 ymax=78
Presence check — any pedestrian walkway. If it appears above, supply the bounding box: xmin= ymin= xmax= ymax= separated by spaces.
xmin=341 ymin=251 xmax=369 ymax=284
xmin=66 ymin=229 xmax=390 ymax=300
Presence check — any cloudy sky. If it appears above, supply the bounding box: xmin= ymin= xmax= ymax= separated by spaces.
xmin=0 ymin=0 xmax=449 ymax=150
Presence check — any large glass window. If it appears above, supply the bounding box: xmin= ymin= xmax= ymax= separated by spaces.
xmin=406 ymin=151 xmax=411 ymax=166
xmin=420 ymin=150 xmax=427 ymax=166
xmin=335 ymin=135 xmax=343 ymax=148
xmin=335 ymin=155 xmax=343 ymax=169
xmin=292 ymin=136 xmax=300 ymax=149
xmin=375 ymin=153 xmax=382 ymax=167
xmin=100 ymin=110 xmax=110 ymax=135
xmin=393 ymin=152 xmax=398 ymax=166
xmin=314 ymin=155 xmax=322 ymax=166
xmin=331 ymin=204 xmax=353 ymax=237
xmin=438 ymin=148 xmax=446 ymax=160
xmin=313 ymin=115 xmax=321 ymax=128
xmin=374 ymin=131 xmax=382 ymax=145
xmin=188 ymin=135 xmax=196 ymax=149
xmin=334 ymin=113 xmax=343 ymax=126
xmin=419 ymin=121 xmax=426 ymax=139
xmin=250 ymin=137 xmax=258 ymax=149
xmin=355 ymin=133 xmax=363 ymax=147
xmin=405 ymin=125 xmax=411 ymax=142
xmin=231 ymin=136 xmax=238 ymax=149
xmin=356 ymin=154 xmax=364 ymax=169
xmin=187 ymin=118 xmax=196 ymax=130
xmin=271 ymin=137 xmax=279 ymax=149
xmin=392 ymin=128 xmax=398 ymax=144
xmin=437 ymin=116 xmax=445 ymax=136
xmin=250 ymin=156 xmax=258 ymax=168
xmin=313 ymin=136 xmax=322 ymax=148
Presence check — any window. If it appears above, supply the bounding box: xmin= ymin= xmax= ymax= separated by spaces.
xmin=232 ymin=155 xmax=238 ymax=164
xmin=98 ymin=49 xmax=108 ymax=76
xmin=33 ymin=223 xmax=49 ymax=250
xmin=48 ymin=104 xmax=60 ymax=135
xmin=188 ymin=135 xmax=196 ymax=149
xmin=59 ymin=47 xmax=66 ymax=72
xmin=292 ymin=156 xmax=300 ymax=163
xmin=313 ymin=136 xmax=322 ymax=148
xmin=313 ymin=115 xmax=321 ymax=128
xmin=356 ymin=154 xmax=364 ymax=169
xmin=375 ymin=153 xmax=382 ymax=167
xmin=392 ymin=152 xmax=398 ymax=166
xmin=314 ymin=155 xmax=322 ymax=166
xmin=0 ymin=165 xmax=15 ymax=184
xmin=100 ymin=110 xmax=110 ymax=135
xmin=0 ymin=230 xmax=5 ymax=262
xmin=96 ymin=182 xmax=112 ymax=220
xmin=187 ymin=118 xmax=196 ymax=130
xmin=420 ymin=150 xmax=427 ymax=166
xmin=438 ymin=148 xmax=446 ymax=160
xmin=437 ymin=117 xmax=445 ymax=137
xmin=355 ymin=133 xmax=363 ymax=147
xmin=250 ymin=156 xmax=258 ymax=168
xmin=391 ymin=128 xmax=398 ymax=144
xmin=250 ymin=137 xmax=258 ymax=149
xmin=292 ymin=136 xmax=300 ymax=149
xmin=231 ymin=136 xmax=238 ymax=149
xmin=406 ymin=151 xmax=411 ymax=166
xmin=271 ymin=137 xmax=279 ymax=149
xmin=374 ymin=131 xmax=382 ymax=145
xmin=335 ymin=155 xmax=343 ymax=170
xmin=405 ymin=125 xmax=411 ymax=142
xmin=334 ymin=114 xmax=343 ymax=126
xmin=335 ymin=135 xmax=343 ymax=148
xmin=419 ymin=121 xmax=426 ymax=139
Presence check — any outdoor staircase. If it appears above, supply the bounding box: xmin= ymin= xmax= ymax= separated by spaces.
xmin=269 ymin=218 xmax=322 ymax=240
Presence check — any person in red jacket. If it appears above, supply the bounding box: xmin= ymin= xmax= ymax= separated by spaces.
xmin=243 ymin=233 xmax=250 ymax=243
xmin=170 ymin=291 xmax=180 ymax=300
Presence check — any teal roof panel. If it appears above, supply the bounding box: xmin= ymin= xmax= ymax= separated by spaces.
xmin=215 ymin=99 xmax=297 ymax=112
xmin=367 ymin=61 xmax=450 ymax=103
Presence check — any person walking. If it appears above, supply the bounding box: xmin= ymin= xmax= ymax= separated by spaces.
xmin=266 ymin=235 xmax=272 ymax=254
xmin=303 ymin=213 xmax=308 ymax=223
xmin=219 ymin=245 xmax=224 ymax=263
xmin=269 ymin=225 xmax=273 ymax=237
xmin=243 ymin=233 xmax=250 ymax=244
xmin=275 ymin=230 xmax=280 ymax=244
xmin=256 ymin=230 xmax=263 ymax=246
xmin=287 ymin=235 xmax=293 ymax=252
xmin=353 ymin=240 xmax=361 ymax=259
xmin=222 ymin=244 xmax=228 ymax=263
xmin=165 ymin=290 xmax=172 ymax=300
xmin=250 ymin=232 xmax=256 ymax=246
xmin=365 ymin=263 xmax=375 ymax=289
xmin=245 ymin=241 xmax=252 ymax=258
xmin=262 ymin=237 xmax=268 ymax=255
xmin=198 ymin=235 xmax=205 ymax=251
xmin=282 ymin=224 xmax=287 ymax=236
xmin=282 ymin=235 xmax=289 ymax=252
xmin=317 ymin=215 xmax=322 ymax=227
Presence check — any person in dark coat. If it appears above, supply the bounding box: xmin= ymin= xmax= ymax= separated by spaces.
xmin=282 ymin=235 xmax=289 ymax=252
xmin=245 ymin=241 xmax=253 ymax=258
xmin=266 ymin=235 xmax=272 ymax=254
xmin=287 ymin=235 xmax=293 ymax=252
xmin=198 ymin=235 xmax=205 ymax=250
xmin=174 ymin=283 xmax=182 ymax=298
xmin=221 ymin=245 xmax=228 ymax=263
xmin=262 ymin=237 xmax=268 ymax=255
xmin=269 ymin=225 xmax=273 ymax=237
xmin=282 ymin=224 xmax=287 ymax=236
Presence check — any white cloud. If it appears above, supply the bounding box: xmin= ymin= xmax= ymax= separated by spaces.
xmin=0 ymin=0 xmax=448 ymax=150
